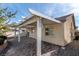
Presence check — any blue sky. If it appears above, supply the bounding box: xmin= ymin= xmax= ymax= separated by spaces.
xmin=0 ymin=3 xmax=79 ymax=28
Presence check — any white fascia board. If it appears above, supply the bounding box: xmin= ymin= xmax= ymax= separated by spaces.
xmin=28 ymin=8 xmax=61 ymax=23
xmin=18 ymin=15 xmax=34 ymax=26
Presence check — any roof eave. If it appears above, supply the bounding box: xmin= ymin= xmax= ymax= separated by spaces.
xmin=28 ymin=8 xmax=61 ymax=23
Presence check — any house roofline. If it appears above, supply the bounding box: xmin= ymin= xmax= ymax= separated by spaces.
xmin=18 ymin=8 xmax=62 ymax=27
xmin=28 ymin=8 xmax=61 ymax=23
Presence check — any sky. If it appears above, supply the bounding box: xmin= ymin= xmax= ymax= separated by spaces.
xmin=0 ymin=3 xmax=79 ymax=29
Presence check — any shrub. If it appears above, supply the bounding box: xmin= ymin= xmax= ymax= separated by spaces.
xmin=0 ymin=35 xmax=7 ymax=45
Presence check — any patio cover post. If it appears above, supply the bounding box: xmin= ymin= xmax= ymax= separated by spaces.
xmin=18 ymin=28 xmax=21 ymax=42
xmin=14 ymin=27 xmax=16 ymax=39
xmin=37 ymin=19 xmax=43 ymax=56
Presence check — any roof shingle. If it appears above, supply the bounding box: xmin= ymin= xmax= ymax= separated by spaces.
xmin=55 ymin=14 xmax=74 ymax=22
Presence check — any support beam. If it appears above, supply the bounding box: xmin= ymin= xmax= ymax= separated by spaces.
xmin=14 ymin=28 xmax=16 ymax=39
xmin=37 ymin=19 xmax=43 ymax=56
xmin=18 ymin=28 xmax=21 ymax=42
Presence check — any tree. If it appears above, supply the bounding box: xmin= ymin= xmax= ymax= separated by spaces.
xmin=0 ymin=25 xmax=10 ymax=35
xmin=0 ymin=7 xmax=17 ymax=35
xmin=0 ymin=7 xmax=17 ymax=24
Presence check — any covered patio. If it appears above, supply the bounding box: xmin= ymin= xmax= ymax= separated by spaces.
xmin=17 ymin=9 xmax=61 ymax=56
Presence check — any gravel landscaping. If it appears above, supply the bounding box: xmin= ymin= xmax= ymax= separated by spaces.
xmin=56 ymin=40 xmax=79 ymax=56
xmin=0 ymin=36 xmax=59 ymax=56
xmin=0 ymin=36 xmax=79 ymax=56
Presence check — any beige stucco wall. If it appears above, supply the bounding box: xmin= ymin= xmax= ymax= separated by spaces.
xmin=29 ymin=22 xmax=65 ymax=46
xmin=43 ymin=23 xmax=65 ymax=46
xmin=5 ymin=31 xmax=15 ymax=37
xmin=29 ymin=28 xmax=37 ymax=38
xmin=64 ymin=15 xmax=75 ymax=45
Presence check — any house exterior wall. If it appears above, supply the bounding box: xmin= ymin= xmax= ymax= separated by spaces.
xmin=64 ymin=15 xmax=75 ymax=45
xmin=5 ymin=31 xmax=15 ymax=37
xmin=29 ymin=28 xmax=37 ymax=38
xmin=29 ymin=22 xmax=65 ymax=46
xmin=21 ymin=15 xmax=75 ymax=46
xmin=43 ymin=23 xmax=65 ymax=46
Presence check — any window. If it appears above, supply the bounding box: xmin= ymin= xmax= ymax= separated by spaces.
xmin=45 ymin=28 xmax=49 ymax=35
xmin=45 ymin=28 xmax=53 ymax=35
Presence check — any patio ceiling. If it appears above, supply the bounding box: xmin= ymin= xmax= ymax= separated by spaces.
xmin=18 ymin=18 xmax=59 ymax=29
xmin=20 ymin=22 xmax=36 ymax=28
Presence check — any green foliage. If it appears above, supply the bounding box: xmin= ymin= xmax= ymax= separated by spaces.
xmin=0 ymin=17 xmax=5 ymax=23
xmin=0 ymin=7 xmax=17 ymax=24
xmin=0 ymin=25 xmax=10 ymax=34
xmin=0 ymin=7 xmax=17 ymax=35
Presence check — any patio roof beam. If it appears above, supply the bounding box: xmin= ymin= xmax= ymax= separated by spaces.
xmin=18 ymin=17 xmax=37 ymax=28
